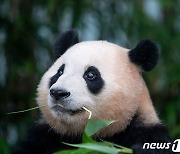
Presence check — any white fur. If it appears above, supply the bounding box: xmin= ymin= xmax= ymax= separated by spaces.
xmin=37 ymin=41 xmax=159 ymax=136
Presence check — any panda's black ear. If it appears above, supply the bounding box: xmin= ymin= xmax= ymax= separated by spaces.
xmin=54 ymin=29 xmax=79 ymax=59
xmin=128 ymin=39 xmax=159 ymax=72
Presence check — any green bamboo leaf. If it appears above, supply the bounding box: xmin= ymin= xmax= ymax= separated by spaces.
xmin=55 ymin=148 xmax=95 ymax=154
xmin=82 ymin=132 xmax=96 ymax=143
xmin=101 ymin=140 xmax=133 ymax=153
xmin=62 ymin=142 xmax=118 ymax=154
xmin=85 ymin=120 xmax=115 ymax=136
xmin=100 ymin=140 xmax=133 ymax=153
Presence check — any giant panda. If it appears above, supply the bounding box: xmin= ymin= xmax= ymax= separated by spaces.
xmin=14 ymin=30 xmax=173 ymax=154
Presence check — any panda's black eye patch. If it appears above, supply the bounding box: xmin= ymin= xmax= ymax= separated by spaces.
xmin=49 ymin=64 xmax=65 ymax=88
xmin=83 ymin=66 xmax=104 ymax=94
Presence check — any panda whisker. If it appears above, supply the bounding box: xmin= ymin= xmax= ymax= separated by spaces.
xmin=57 ymin=104 xmax=64 ymax=108
xmin=48 ymin=126 xmax=54 ymax=133
xmin=48 ymin=124 xmax=57 ymax=133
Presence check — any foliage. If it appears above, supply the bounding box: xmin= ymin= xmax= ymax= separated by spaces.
xmin=56 ymin=120 xmax=132 ymax=154
xmin=0 ymin=0 xmax=179 ymax=153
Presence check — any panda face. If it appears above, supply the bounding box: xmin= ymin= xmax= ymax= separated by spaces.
xmin=48 ymin=41 xmax=111 ymax=119
xmin=37 ymin=30 xmax=160 ymax=135
xmin=37 ymin=40 xmax=144 ymax=135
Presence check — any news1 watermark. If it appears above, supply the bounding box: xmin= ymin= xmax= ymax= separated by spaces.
xmin=143 ymin=139 xmax=180 ymax=152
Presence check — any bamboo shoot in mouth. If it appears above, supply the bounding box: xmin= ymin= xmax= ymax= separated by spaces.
xmin=82 ymin=106 xmax=92 ymax=119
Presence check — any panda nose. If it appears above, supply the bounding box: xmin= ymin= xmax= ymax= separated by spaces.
xmin=50 ymin=89 xmax=70 ymax=100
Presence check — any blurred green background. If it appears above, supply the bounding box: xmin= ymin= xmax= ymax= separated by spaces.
xmin=0 ymin=0 xmax=179 ymax=153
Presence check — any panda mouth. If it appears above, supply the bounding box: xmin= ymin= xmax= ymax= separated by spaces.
xmin=52 ymin=105 xmax=83 ymax=115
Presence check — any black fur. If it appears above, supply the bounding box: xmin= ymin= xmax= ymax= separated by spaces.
xmin=49 ymin=64 xmax=65 ymax=88
xmin=13 ymin=116 xmax=173 ymax=154
xmin=103 ymin=115 xmax=173 ymax=154
xmin=83 ymin=66 xmax=104 ymax=94
xmin=13 ymin=123 xmax=81 ymax=154
xmin=129 ymin=39 xmax=159 ymax=71
xmin=54 ymin=29 xmax=79 ymax=59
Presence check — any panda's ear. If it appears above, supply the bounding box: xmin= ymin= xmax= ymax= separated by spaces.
xmin=54 ymin=29 xmax=79 ymax=59
xmin=128 ymin=39 xmax=159 ymax=72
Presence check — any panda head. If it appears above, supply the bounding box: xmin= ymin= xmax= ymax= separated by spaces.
xmin=37 ymin=30 xmax=160 ymax=136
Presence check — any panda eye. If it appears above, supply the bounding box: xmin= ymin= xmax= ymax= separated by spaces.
xmin=58 ymin=70 xmax=63 ymax=76
xmin=83 ymin=66 xmax=104 ymax=94
xmin=57 ymin=64 xmax=65 ymax=76
xmin=85 ymin=71 xmax=97 ymax=81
